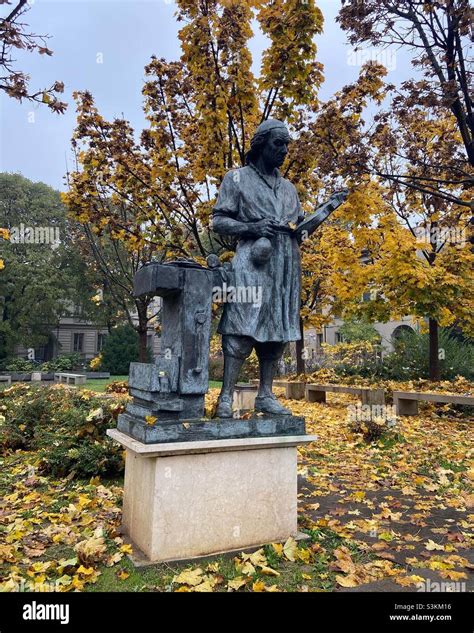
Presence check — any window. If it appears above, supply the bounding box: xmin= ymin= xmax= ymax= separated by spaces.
xmin=316 ymin=333 xmax=323 ymax=348
xmin=73 ymin=333 xmax=84 ymax=353
xmin=97 ymin=333 xmax=107 ymax=352
xmin=335 ymin=332 xmax=343 ymax=343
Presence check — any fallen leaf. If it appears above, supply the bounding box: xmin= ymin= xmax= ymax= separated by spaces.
xmin=283 ymin=537 xmax=298 ymax=562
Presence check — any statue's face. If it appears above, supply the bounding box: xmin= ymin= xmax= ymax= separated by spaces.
xmin=261 ymin=129 xmax=290 ymax=170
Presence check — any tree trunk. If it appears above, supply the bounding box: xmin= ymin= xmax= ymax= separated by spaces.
xmin=428 ymin=318 xmax=440 ymax=381
xmin=295 ymin=317 xmax=306 ymax=375
xmin=138 ymin=330 xmax=148 ymax=362
xmin=136 ymin=300 xmax=149 ymax=362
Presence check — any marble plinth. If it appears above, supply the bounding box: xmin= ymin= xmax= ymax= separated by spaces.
xmin=107 ymin=429 xmax=315 ymax=562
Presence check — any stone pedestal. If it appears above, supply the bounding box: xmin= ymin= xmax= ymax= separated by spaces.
xmin=107 ymin=429 xmax=315 ymax=563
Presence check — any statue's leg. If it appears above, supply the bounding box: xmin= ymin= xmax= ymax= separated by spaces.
xmin=254 ymin=342 xmax=291 ymax=415
xmin=255 ymin=342 xmax=285 ymax=397
xmin=215 ymin=335 xmax=253 ymax=418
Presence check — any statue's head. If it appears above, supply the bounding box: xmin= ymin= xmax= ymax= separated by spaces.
xmin=246 ymin=119 xmax=290 ymax=170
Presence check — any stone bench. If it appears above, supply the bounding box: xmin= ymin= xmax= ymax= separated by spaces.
xmin=0 ymin=375 xmax=12 ymax=386
xmin=393 ymin=390 xmax=474 ymax=416
xmin=250 ymin=379 xmax=305 ymax=400
xmin=233 ymin=383 xmax=258 ymax=412
xmin=305 ymin=384 xmax=386 ymax=406
xmin=54 ymin=372 xmax=86 ymax=386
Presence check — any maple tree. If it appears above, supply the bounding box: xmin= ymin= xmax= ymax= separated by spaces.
xmin=63 ymin=0 xmax=472 ymax=381
xmin=63 ymin=1 xmax=390 ymax=375
xmin=338 ymin=0 xmax=473 ymax=178
xmin=0 ymin=0 xmax=66 ymax=113
xmin=312 ymin=108 xmax=472 ymax=380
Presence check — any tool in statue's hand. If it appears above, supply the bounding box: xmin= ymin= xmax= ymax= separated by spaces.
xmin=293 ymin=188 xmax=350 ymax=241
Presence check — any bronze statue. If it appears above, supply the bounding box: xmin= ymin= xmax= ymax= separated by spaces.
xmin=213 ymin=119 xmax=348 ymax=417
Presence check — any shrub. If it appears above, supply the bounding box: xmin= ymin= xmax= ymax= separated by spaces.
xmin=40 ymin=353 xmax=83 ymax=373
xmin=88 ymin=354 xmax=102 ymax=371
xmin=0 ymin=384 xmax=126 ymax=478
xmin=208 ymin=356 xmax=224 ymax=381
xmin=3 ymin=358 xmax=37 ymax=372
xmin=338 ymin=319 xmax=381 ymax=343
xmin=382 ymin=328 xmax=474 ymax=381
xmin=99 ymin=324 xmax=140 ymax=375
xmin=321 ymin=341 xmax=382 ymax=378
xmin=105 ymin=380 xmax=129 ymax=394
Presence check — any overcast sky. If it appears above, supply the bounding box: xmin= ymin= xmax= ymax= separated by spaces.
xmin=0 ymin=0 xmax=413 ymax=191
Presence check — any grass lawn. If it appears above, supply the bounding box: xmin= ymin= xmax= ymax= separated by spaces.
xmin=81 ymin=376 xmax=129 ymax=392
xmin=82 ymin=377 xmax=222 ymax=392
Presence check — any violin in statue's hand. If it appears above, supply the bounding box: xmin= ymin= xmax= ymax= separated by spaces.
xmin=295 ymin=187 xmax=350 ymax=241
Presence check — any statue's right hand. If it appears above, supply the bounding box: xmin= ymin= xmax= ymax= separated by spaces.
xmin=247 ymin=218 xmax=277 ymax=239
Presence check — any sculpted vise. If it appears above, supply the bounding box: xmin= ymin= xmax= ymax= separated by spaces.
xmin=213 ymin=119 xmax=348 ymax=418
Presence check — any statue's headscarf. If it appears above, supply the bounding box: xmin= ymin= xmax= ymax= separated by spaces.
xmin=245 ymin=119 xmax=289 ymax=165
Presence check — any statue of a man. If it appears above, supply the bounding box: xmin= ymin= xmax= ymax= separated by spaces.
xmin=212 ymin=118 xmax=348 ymax=418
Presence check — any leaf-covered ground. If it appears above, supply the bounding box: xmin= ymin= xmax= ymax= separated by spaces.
xmin=1 ymin=387 xmax=472 ymax=592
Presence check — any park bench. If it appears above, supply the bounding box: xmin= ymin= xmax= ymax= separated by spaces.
xmin=393 ymin=390 xmax=474 ymax=416
xmin=250 ymin=379 xmax=304 ymax=399
xmin=54 ymin=372 xmax=86 ymax=386
xmin=305 ymin=383 xmax=386 ymax=406
xmin=0 ymin=375 xmax=12 ymax=386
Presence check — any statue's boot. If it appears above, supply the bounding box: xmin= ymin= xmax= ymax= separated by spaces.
xmin=255 ymin=394 xmax=292 ymax=415
xmin=215 ymin=355 xmax=245 ymax=418
xmin=255 ymin=357 xmax=292 ymax=416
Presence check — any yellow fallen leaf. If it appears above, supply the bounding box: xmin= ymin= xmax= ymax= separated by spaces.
xmin=174 ymin=568 xmax=203 ymax=587
xmin=296 ymin=548 xmax=312 ymax=563
xmin=241 ymin=561 xmax=256 ymax=576
xmin=439 ymin=570 xmax=467 ymax=581
xmin=116 ymin=570 xmax=130 ymax=581
xmin=395 ymin=575 xmax=424 ymax=587
xmin=248 ymin=549 xmax=267 ymax=567
xmin=425 ymin=539 xmax=444 ymax=551
xmin=227 ymin=577 xmax=246 ymax=591
xmin=145 ymin=416 xmax=157 ymax=426
xmin=77 ymin=565 xmax=95 ymax=576
xmin=75 ymin=536 xmax=106 ymax=565
xmin=120 ymin=544 xmax=133 ymax=555
xmin=271 ymin=543 xmax=283 ymax=557
xmin=259 ymin=566 xmax=280 ymax=577
xmin=252 ymin=580 xmax=266 ymax=592
xmin=193 ymin=580 xmax=214 ymax=592
xmin=336 ymin=574 xmax=359 ymax=588
xmin=283 ymin=536 xmax=298 ymax=562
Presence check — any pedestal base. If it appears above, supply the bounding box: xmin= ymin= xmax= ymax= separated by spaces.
xmin=117 ymin=413 xmax=305 ymax=444
xmin=107 ymin=429 xmax=315 ymax=563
